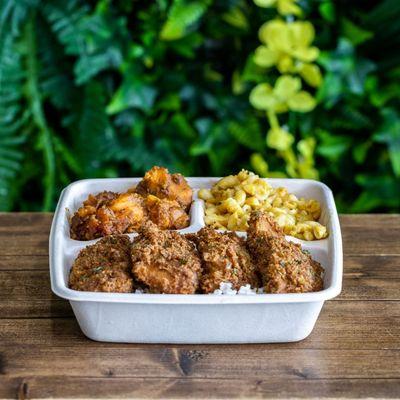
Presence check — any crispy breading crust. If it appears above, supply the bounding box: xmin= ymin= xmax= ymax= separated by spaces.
xmin=131 ymin=222 xmax=201 ymax=294
xmin=247 ymin=210 xmax=283 ymax=238
xmin=247 ymin=211 xmax=324 ymax=293
xmin=69 ymin=235 xmax=134 ymax=293
xmin=135 ymin=166 xmax=193 ymax=211
xmin=192 ymin=227 xmax=260 ymax=293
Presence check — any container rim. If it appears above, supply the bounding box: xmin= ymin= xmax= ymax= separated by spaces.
xmin=49 ymin=177 xmax=343 ymax=305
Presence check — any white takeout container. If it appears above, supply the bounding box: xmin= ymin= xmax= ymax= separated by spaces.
xmin=49 ymin=178 xmax=342 ymax=343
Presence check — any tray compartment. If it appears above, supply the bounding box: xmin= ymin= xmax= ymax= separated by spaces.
xmin=50 ymin=177 xmax=342 ymax=343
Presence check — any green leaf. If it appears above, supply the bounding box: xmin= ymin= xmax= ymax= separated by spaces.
xmin=319 ymin=1 xmax=335 ymax=23
xmin=168 ymin=32 xmax=204 ymax=58
xmin=242 ymin=55 xmax=268 ymax=83
xmin=316 ymin=130 xmax=352 ymax=161
xmin=318 ymin=39 xmax=375 ymax=102
xmin=351 ymin=174 xmax=400 ymax=212
xmin=74 ymin=47 xmax=122 ymax=85
xmin=107 ymin=75 xmax=158 ymax=115
xmin=341 ymin=18 xmax=374 ymax=46
xmin=228 ymin=118 xmax=265 ymax=152
xmin=347 ymin=58 xmax=376 ymax=94
xmin=222 ymin=6 xmax=249 ymax=30
xmin=353 ymin=141 xmax=372 ymax=164
xmin=170 ymin=113 xmax=196 ymax=139
xmin=369 ymin=81 xmax=400 ymax=107
xmin=160 ymin=0 xmax=209 ymax=41
xmin=373 ymin=108 xmax=400 ymax=176
xmin=157 ymin=93 xmax=181 ymax=111
xmin=253 ymin=0 xmax=276 ymax=7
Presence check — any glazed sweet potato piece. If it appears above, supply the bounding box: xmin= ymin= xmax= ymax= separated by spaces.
xmin=134 ymin=166 xmax=193 ymax=211
xmin=70 ymin=191 xmax=147 ymax=240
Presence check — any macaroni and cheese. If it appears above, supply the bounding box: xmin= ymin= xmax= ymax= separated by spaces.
xmin=198 ymin=170 xmax=328 ymax=241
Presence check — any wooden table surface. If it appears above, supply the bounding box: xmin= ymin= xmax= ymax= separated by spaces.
xmin=0 ymin=213 xmax=399 ymax=399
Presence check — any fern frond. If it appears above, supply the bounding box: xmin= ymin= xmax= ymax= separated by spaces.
xmin=0 ymin=0 xmax=39 ymax=49
xmin=228 ymin=116 xmax=265 ymax=152
xmin=43 ymin=0 xmax=124 ymax=85
xmin=37 ymin=18 xmax=75 ymax=109
xmin=63 ymin=82 xmax=117 ymax=177
xmin=0 ymin=36 xmax=27 ymax=210
xmin=25 ymin=15 xmax=57 ymax=211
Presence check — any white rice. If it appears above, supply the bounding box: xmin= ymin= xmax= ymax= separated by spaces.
xmin=212 ymin=282 xmax=263 ymax=295
xmin=134 ymin=282 xmax=264 ymax=295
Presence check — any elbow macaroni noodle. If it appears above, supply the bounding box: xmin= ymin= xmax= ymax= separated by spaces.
xmin=198 ymin=170 xmax=328 ymax=241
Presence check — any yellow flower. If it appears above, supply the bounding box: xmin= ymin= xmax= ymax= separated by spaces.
xmin=296 ymin=63 xmax=322 ymax=87
xmin=267 ymin=126 xmax=294 ymax=151
xmin=296 ymin=137 xmax=319 ymax=179
xmin=250 ymin=153 xmax=269 ymax=176
xmin=253 ymin=0 xmax=302 ymax=16
xmin=249 ymin=75 xmax=316 ymax=113
xmin=254 ymin=19 xmax=321 ymax=83
xmin=250 ymin=0 xmax=323 ymax=181
xmin=250 ymin=153 xmax=287 ymax=177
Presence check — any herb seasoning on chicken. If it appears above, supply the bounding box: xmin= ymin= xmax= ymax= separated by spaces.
xmin=247 ymin=211 xmax=324 ymax=293
xmin=191 ymin=227 xmax=260 ymax=293
xmin=131 ymin=222 xmax=201 ymax=294
xmin=69 ymin=235 xmax=134 ymax=293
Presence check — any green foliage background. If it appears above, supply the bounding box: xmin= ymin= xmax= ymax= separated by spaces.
xmin=0 ymin=0 xmax=399 ymax=212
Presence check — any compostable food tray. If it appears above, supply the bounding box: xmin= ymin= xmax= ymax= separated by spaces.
xmin=49 ymin=178 xmax=342 ymax=343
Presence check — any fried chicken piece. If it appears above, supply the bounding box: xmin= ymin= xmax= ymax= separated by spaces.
xmin=145 ymin=195 xmax=190 ymax=230
xmin=69 ymin=235 xmax=134 ymax=293
xmin=70 ymin=191 xmax=147 ymax=240
xmin=131 ymin=222 xmax=201 ymax=294
xmin=247 ymin=211 xmax=324 ymax=293
xmin=134 ymin=166 xmax=193 ymax=211
xmin=192 ymin=227 xmax=260 ymax=293
xmin=247 ymin=210 xmax=283 ymax=238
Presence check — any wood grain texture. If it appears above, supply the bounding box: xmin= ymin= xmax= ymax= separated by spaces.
xmin=1 ymin=377 xmax=399 ymax=399
xmin=0 ymin=213 xmax=52 ymax=256
xmin=2 ymin=346 xmax=400 ymax=380
xmin=0 ymin=255 xmax=49 ymax=271
xmin=0 ymin=213 xmax=399 ymax=399
xmin=339 ymin=215 xmax=400 ymax=256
